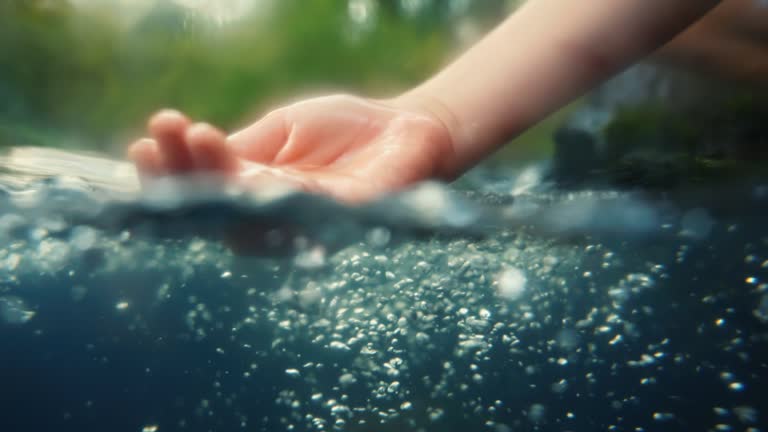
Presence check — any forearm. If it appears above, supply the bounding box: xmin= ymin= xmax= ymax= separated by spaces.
xmin=656 ymin=0 xmax=768 ymax=83
xmin=396 ymin=0 xmax=720 ymax=177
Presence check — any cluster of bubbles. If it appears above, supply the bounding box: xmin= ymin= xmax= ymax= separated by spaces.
xmin=1 ymin=149 xmax=767 ymax=430
xmin=2 ymin=178 xmax=767 ymax=432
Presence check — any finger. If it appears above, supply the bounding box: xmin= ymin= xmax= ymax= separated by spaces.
xmin=228 ymin=110 xmax=289 ymax=164
xmin=127 ymin=138 xmax=164 ymax=176
xmin=187 ymin=123 xmax=240 ymax=174
xmin=148 ymin=109 xmax=195 ymax=173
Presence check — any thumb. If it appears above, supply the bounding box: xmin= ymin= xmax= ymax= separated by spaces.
xmin=227 ymin=109 xmax=289 ymax=164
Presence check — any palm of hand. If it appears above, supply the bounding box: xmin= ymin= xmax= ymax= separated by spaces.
xmin=129 ymin=95 xmax=454 ymax=203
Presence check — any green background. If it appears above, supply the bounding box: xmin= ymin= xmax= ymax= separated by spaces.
xmin=0 ymin=0 xmax=565 ymax=161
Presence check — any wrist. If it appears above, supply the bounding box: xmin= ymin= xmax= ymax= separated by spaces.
xmin=387 ymin=89 xmax=465 ymax=179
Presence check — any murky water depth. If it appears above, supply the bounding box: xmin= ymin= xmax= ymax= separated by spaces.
xmin=0 ymin=149 xmax=767 ymax=432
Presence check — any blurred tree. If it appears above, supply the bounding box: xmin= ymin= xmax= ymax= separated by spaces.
xmin=2 ymin=0 xmax=497 ymax=150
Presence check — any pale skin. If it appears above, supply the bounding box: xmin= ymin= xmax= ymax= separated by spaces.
xmin=129 ymin=0 xmax=729 ymax=204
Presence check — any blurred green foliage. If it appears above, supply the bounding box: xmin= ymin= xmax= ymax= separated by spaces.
xmin=0 ymin=0 xmax=519 ymax=152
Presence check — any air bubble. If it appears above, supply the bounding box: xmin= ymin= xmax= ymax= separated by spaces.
xmin=329 ymin=341 xmax=351 ymax=351
xmin=339 ymin=373 xmax=357 ymax=387
xmin=0 ymin=296 xmax=35 ymax=324
xmin=551 ymin=379 xmax=568 ymax=393
xmin=496 ymin=267 xmax=527 ymax=301
xmin=528 ymin=404 xmax=546 ymax=423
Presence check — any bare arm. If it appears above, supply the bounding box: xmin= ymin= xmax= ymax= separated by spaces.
xmin=396 ymin=0 xmax=721 ymax=178
xmin=131 ymin=0 xmax=724 ymax=204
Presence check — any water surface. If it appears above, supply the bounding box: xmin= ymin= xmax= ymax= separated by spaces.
xmin=1 ymin=147 xmax=766 ymax=432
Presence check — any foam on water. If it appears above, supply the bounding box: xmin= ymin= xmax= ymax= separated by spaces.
xmin=0 ymin=147 xmax=717 ymax=245
xmin=1 ymin=147 xmax=767 ymax=432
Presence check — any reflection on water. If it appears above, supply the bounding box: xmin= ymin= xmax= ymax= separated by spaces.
xmin=0 ymin=147 xmax=767 ymax=432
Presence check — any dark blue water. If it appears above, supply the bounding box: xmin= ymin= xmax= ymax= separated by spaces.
xmin=0 ymin=148 xmax=766 ymax=432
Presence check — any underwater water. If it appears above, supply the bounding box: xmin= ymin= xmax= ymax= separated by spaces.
xmin=1 ymin=148 xmax=767 ymax=432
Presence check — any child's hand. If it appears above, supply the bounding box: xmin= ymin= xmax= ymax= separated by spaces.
xmin=128 ymin=95 xmax=456 ymax=203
